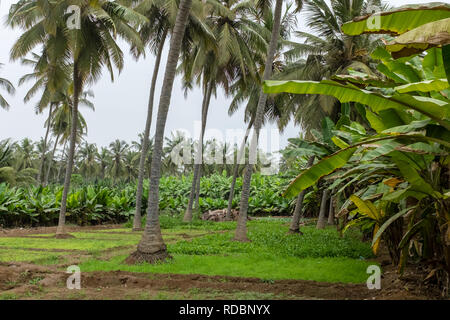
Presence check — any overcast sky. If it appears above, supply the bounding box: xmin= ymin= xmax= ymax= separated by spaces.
xmin=0 ymin=0 xmax=444 ymax=154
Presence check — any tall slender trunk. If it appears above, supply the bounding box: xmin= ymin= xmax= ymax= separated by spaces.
xmin=38 ymin=103 xmax=54 ymax=184
xmin=316 ymin=189 xmax=330 ymax=229
xmin=234 ymin=0 xmax=283 ymax=242
xmin=56 ymin=62 xmax=80 ymax=238
xmin=184 ymin=82 xmax=212 ymax=222
xmin=225 ymin=119 xmax=253 ymax=221
xmin=133 ymin=28 xmax=168 ymax=232
xmin=193 ymin=165 xmax=201 ymax=210
xmin=57 ymin=140 xmax=67 ymax=183
xmin=126 ymin=0 xmax=193 ymax=264
xmin=327 ymin=190 xmax=335 ymax=225
xmin=44 ymin=134 xmax=60 ymax=186
xmin=288 ymin=156 xmax=315 ymax=233
xmin=193 ymin=84 xmax=212 ymax=213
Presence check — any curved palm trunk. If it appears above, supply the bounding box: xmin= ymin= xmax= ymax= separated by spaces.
xmin=56 ymin=62 xmax=80 ymax=238
xmin=288 ymin=156 xmax=316 ymax=234
xmin=316 ymin=189 xmax=330 ymax=229
xmin=327 ymin=190 xmax=335 ymax=225
xmin=44 ymin=133 xmax=60 ymax=186
xmin=234 ymin=0 xmax=283 ymax=242
xmin=126 ymin=0 xmax=193 ymax=264
xmin=133 ymin=28 xmax=168 ymax=231
xmin=225 ymin=119 xmax=253 ymax=221
xmin=38 ymin=103 xmax=54 ymax=185
xmin=184 ymin=82 xmax=212 ymax=222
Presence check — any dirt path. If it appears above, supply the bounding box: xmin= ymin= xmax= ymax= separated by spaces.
xmin=0 ymin=261 xmax=439 ymax=300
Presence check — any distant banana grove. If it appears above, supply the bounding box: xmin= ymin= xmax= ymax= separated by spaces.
xmin=0 ymin=173 xmax=299 ymax=228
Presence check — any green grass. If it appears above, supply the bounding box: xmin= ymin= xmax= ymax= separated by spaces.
xmin=125 ymin=214 xmax=237 ymax=231
xmin=168 ymin=220 xmax=373 ymax=259
xmin=0 ymin=216 xmax=376 ymax=284
xmin=0 ymin=248 xmax=70 ymax=263
xmin=79 ymin=253 xmax=374 ymax=283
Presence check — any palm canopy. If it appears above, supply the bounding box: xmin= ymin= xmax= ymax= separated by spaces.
xmin=279 ymin=0 xmax=388 ymax=132
xmin=19 ymin=51 xmax=70 ymax=113
xmin=227 ymin=2 xmax=298 ymax=131
xmin=8 ymin=0 xmax=147 ymax=86
xmin=0 ymin=63 xmax=16 ymax=110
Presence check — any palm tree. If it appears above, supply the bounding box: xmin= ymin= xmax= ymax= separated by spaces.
xmin=234 ymin=0 xmax=284 ymax=242
xmin=44 ymin=87 xmax=94 ymax=185
xmin=19 ymin=51 xmax=70 ymax=185
xmin=131 ymin=0 xmax=171 ymax=231
xmin=15 ymin=138 xmax=37 ymax=171
xmin=224 ymin=3 xmax=298 ymax=220
xmin=78 ymin=142 xmax=98 ymax=180
xmin=124 ymin=150 xmax=140 ymax=182
xmin=280 ymin=0 xmax=385 ymax=131
xmin=8 ymin=0 xmax=147 ymax=237
xmin=96 ymin=147 xmax=112 ymax=180
xmin=126 ymin=0 xmax=194 ymax=264
xmin=109 ymin=139 xmax=129 ymax=182
xmin=182 ymin=0 xmax=258 ymax=222
xmin=0 ymin=63 xmax=15 ymax=110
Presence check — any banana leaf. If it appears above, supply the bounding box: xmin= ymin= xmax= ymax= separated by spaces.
xmin=263 ymin=80 xmax=450 ymax=129
xmin=342 ymin=3 xmax=450 ymax=36
xmin=386 ymin=18 xmax=450 ymax=59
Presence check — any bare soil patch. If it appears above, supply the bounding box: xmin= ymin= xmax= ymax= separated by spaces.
xmin=0 ymin=261 xmax=440 ymax=300
xmin=0 ymin=224 xmax=123 ymax=238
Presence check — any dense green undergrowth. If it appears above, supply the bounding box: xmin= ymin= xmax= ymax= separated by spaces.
xmin=0 ymin=217 xmax=375 ymax=283
xmin=0 ymin=174 xmax=294 ymax=228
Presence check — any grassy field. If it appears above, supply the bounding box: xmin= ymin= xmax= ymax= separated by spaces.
xmin=0 ymin=217 xmax=376 ymax=286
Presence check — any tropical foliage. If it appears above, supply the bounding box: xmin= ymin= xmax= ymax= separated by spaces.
xmin=264 ymin=2 xmax=450 ymax=291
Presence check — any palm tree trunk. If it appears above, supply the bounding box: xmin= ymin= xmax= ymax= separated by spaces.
xmin=234 ymin=0 xmax=283 ymax=242
xmin=327 ymin=190 xmax=335 ymax=225
xmin=44 ymin=134 xmax=60 ymax=186
xmin=184 ymin=82 xmax=212 ymax=222
xmin=225 ymin=119 xmax=253 ymax=221
xmin=38 ymin=103 xmax=54 ymax=185
xmin=57 ymin=140 xmax=67 ymax=183
xmin=126 ymin=0 xmax=193 ymax=264
xmin=133 ymin=28 xmax=168 ymax=231
xmin=193 ymin=83 xmax=212 ymax=213
xmin=316 ymin=189 xmax=330 ymax=229
xmin=288 ymin=156 xmax=315 ymax=234
xmin=56 ymin=62 xmax=80 ymax=238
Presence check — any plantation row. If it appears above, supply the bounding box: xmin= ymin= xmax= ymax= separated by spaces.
xmin=0 ymin=174 xmax=294 ymax=227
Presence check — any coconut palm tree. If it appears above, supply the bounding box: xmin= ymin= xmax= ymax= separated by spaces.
xmin=14 ymin=138 xmax=37 ymax=171
xmin=280 ymin=0 xmax=386 ymax=131
xmin=233 ymin=0 xmax=284 ymax=242
xmin=181 ymin=0 xmax=259 ymax=222
xmin=44 ymin=87 xmax=94 ymax=185
xmin=224 ymin=2 xmax=297 ymax=221
xmin=109 ymin=140 xmax=129 ymax=183
xmin=8 ymin=0 xmax=147 ymax=237
xmin=19 ymin=51 xmax=70 ymax=185
xmin=126 ymin=0 xmax=194 ymax=264
xmin=78 ymin=142 xmax=98 ymax=180
xmin=131 ymin=0 xmax=170 ymax=230
xmin=96 ymin=147 xmax=112 ymax=180
xmin=0 ymin=63 xmax=15 ymax=110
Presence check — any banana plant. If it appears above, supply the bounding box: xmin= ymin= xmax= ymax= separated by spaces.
xmin=264 ymin=6 xmax=450 ymax=286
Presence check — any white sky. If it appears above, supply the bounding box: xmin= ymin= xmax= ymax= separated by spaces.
xmin=0 ymin=0 xmax=446 ymax=153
